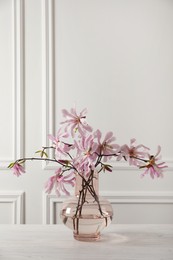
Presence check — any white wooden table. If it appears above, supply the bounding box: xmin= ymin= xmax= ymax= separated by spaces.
xmin=0 ymin=224 xmax=173 ymax=260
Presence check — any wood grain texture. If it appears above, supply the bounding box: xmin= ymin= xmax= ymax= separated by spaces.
xmin=0 ymin=224 xmax=173 ymax=260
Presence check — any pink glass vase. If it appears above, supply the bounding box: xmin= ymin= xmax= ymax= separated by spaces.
xmin=60 ymin=172 xmax=113 ymax=241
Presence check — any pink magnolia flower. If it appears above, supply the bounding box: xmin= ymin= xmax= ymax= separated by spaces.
xmin=48 ymin=129 xmax=71 ymax=158
xmin=73 ymin=158 xmax=93 ymax=177
xmin=45 ymin=168 xmax=75 ymax=196
xmin=141 ymin=146 xmax=168 ymax=178
xmin=117 ymin=138 xmax=149 ymax=166
xmin=95 ymin=130 xmax=119 ymax=162
xmin=11 ymin=163 xmax=25 ymax=177
xmin=74 ymin=134 xmax=98 ymax=173
xmin=61 ymin=107 xmax=92 ymax=137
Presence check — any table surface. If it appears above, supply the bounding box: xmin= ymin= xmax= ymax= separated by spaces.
xmin=0 ymin=224 xmax=173 ymax=260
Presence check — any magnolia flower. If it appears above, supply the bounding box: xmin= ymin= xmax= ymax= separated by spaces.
xmin=95 ymin=130 xmax=119 ymax=162
xmin=48 ymin=129 xmax=71 ymax=158
xmin=45 ymin=168 xmax=75 ymax=196
xmin=61 ymin=107 xmax=92 ymax=137
xmin=73 ymin=158 xmax=92 ymax=177
xmin=11 ymin=163 xmax=25 ymax=177
xmin=141 ymin=146 xmax=167 ymax=178
xmin=74 ymin=134 xmax=98 ymax=173
xmin=117 ymin=138 xmax=149 ymax=166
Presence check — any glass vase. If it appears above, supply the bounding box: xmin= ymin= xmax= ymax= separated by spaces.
xmin=60 ymin=172 xmax=113 ymax=241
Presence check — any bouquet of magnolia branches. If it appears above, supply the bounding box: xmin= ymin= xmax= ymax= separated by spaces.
xmin=9 ymin=107 xmax=167 ymax=213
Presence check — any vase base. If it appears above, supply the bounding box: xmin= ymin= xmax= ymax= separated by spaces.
xmin=73 ymin=232 xmax=100 ymax=242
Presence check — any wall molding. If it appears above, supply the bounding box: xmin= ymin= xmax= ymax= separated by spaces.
xmin=43 ymin=192 xmax=63 ymax=224
xmin=42 ymin=0 xmax=56 ymax=170
xmin=42 ymin=191 xmax=173 ymax=224
xmin=0 ymin=0 xmax=24 ymax=169
xmin=0 ymin=191 xmax=25 ymax=224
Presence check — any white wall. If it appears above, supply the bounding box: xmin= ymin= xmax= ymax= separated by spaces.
xmin=0 ymin=0 xmax=173 ymax=224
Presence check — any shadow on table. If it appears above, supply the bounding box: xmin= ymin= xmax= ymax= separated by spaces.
xmin=100 ymin=232 xmax=129 ymax=244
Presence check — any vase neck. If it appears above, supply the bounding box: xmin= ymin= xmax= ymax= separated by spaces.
xmin=75 ymin=171 xmax=99 ymax=198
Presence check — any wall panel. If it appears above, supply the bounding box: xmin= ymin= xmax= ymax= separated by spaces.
xmin=42 ymin=0 xmax=173 ymax=170
xmin=0 ymin=0 xmax=24 ymax=169
xmin=43 ymin=191 xmax=173 ymax=224
xmin=0 ymin=191 xmax=24 ymax=224
xmin=41 ymin=0 xmax=173 ymax=224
